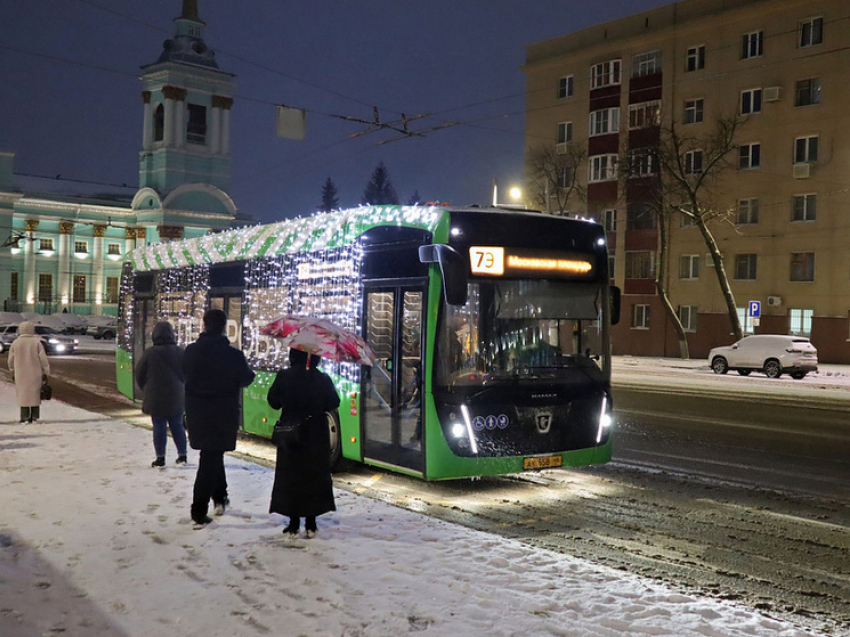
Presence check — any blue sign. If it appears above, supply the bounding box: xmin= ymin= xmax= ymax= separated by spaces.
xmin=749 ymin=301 xmax=761 ymax=318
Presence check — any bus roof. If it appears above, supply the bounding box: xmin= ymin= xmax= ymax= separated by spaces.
xmin=127 ymin=205 xmax=447 ymax=271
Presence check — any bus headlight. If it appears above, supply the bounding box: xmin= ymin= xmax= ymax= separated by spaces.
xmin=596 ymin=395 xmax=612 ymax=443
xmin=451 ymin=423 xmax=466 ymax=439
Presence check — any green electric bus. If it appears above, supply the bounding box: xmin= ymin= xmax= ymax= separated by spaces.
xmin=117 ymin=205 xmax=620 ymax=480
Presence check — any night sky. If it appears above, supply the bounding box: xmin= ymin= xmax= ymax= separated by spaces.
xmin=2 ymin=0 xmax=672 ymax=224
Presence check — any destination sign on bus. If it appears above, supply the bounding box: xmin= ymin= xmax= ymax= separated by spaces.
xmin=469 ymin=246 xmax=595 ymax=279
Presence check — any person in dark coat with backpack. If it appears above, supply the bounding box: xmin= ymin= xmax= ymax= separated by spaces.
xmin=135 ymin=321 xmax=188 ymax=468
xmin=267 ymin=348 xmax=341 ymax=538
xmin=183 ymin=309 xmax=255 ymax=528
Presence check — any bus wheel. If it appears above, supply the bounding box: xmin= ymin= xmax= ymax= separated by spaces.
xmin=327 ymin=410 xmax=342 ymax=469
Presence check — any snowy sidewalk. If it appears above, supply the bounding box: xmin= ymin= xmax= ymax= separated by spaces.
xmin=0 ymin=381 xmax=819 ymax=637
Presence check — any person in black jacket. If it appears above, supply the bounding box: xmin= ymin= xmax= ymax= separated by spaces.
xmin=135 ymin=321 xmax=187 ymax=467
xmin=183 ymin=309 xmax=255 ymax=528
xmin=267 ymin=349 xmax=341 ymax=538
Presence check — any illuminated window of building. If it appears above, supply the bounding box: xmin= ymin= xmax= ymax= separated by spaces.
xmin=38 ymin=273 xmax=53 ymax=302
xmin=106 ymin=276 xmax=120 ymax=304
xmin=73 ymin=275 xmax=87 ymax=303
xmin=75 ymin=241 xmax=88 ymax=254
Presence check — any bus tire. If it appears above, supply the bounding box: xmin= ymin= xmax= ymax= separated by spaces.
xmin=327 ymin=410 xmax=342 ymax=470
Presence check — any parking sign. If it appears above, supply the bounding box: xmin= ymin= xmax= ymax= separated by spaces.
xmin=749 ymin=300 xmax=761 ymax=318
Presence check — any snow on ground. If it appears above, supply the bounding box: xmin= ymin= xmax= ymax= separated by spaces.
xmin=0 ymin=381 xmax=823 ymax=636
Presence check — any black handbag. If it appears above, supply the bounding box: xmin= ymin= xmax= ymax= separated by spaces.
xmin=40 ymin=382 xmax=53 ymax=401
xmin=271 ymin=414 xmax=305 ymax=446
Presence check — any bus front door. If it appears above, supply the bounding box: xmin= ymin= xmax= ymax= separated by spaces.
xmin=361 ymin=287 xmax=424 ymax=475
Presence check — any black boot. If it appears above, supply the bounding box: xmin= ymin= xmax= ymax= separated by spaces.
xmin=151 ymin=456 xmax=165 ymax=468
xmin=283 ymin=517 xmax=300 ymax=537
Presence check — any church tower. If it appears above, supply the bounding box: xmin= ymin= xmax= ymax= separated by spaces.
xmin=138 ymin=0 xmax=234 ymax=192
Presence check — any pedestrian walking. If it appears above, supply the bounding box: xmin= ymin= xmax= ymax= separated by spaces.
xmin=7 ymin=321 xmax=50 ymax=423
xmin=135 ymin=321 xmax=188 ymax=468
xmin=267 ymin=349 xmax=341 ymax=538
xmin=183 ymin=309 xmax=255 ymax=528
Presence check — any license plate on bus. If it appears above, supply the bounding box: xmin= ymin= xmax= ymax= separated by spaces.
xmin=523 ymin=455 xmax=563 ymax=470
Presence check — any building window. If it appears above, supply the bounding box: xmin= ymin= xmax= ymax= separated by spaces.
xmin=800 ymin=17 xmax=823 ymax=48
xmin=678 ymin=305 xmax=698 ymax=332
xmin=625 ymin=251 xmax=656 ymax=279
xmin=794 ymin=135 xmax=819 ymax=163
xmin=686 ymin=45 xmax=705 ymax=72
xmin=107 ymin=243 xmax=122 ymax=256
xmin=790 ymin=252 xmax=815 ymax=281
xmin=737 ymin=198 xmax=759 ymax=224
xmin=589 ymin=108 xmax=619 ymax=136
xmin=589 ymin=154 xmax=618 ymax=182
xmin=74 ymin=241 xmax=88 ymax=254
xmin=629 ymin=148 xmax=656 ymax=177
xmin=608 ymin=253 xmax=616 ymax=279
xmin=795 ymin=79 xmax=821 ymax=107
xmin=632 ymin=304 xmax=651 ymax=329
xmin=628 ymin=100 xmax=661 ymax=130
xmin=153 ymin=104 xmax=164 ymax=142
xmin=632 ymin=50 xmax=662 ymax=77
xmin=792 ymin=194 xmax=817 ymax=221
xmin=557 ymin=166 xmax=572 ymax=189
xmin=557 ymin=75 xmax=574 ymax=99
xmin=739 ymin=143 xmax=761 ymax=169
xmin=734 ymin=254 xmax=758 ymax=280
xmin=742 ymin=31 xmax=764 ymax=59
xmin=38 ymin=273 xmax=53 ymax=303
xmin=790 ymin=308 xmax=813 ymax=336
xmin=684 ymin=99 xmax=704 ymax=124
xmin=39 ymin=238 xmax=54 ymax=252
xmin=737 ymin=307 xmax=756 ymax=335
xmin=684 ymin=150 xmax=704 ymax=174
xmin=741 ymin=89 xmax=762 ymax=115
xmin=186 ymin=103 xmax=207 ymax=144
xmin=106 ymin=276 xmax=120 ymax=304
xmin=9 ymin=272 xmax=18 ymax=301
xmin=72 ymin=275 xmax=86 ymax=304
xmin=626 ymin=204 xmax=657 ymax=230
xmin=591 ymin=59 xmax=622 ymax=89
xmin=680 ymin=255 xmax=700 ymax=280
xmin=557 ymin=121 xmax=573 ymax=145
xmin=604 ymin=209 xmax=617 ymax=232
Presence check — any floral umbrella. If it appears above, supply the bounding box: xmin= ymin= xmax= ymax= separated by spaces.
xmin=259 ymin=315 xmax=376 ymax=366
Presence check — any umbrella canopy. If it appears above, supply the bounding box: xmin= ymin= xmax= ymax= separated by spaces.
xmin=259 ymin=315 xmax=376 ymax=366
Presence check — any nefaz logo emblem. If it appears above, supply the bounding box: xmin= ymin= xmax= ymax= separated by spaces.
xmin=535 ymin=411 xmax=553 ymax=434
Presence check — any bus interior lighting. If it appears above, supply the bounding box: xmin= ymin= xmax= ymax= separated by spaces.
xmin=460 ymin=404 xmax=479 ymax=455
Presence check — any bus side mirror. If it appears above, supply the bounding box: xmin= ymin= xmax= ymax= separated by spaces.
xmin=610 ymin=286 xmax=621 ymax=325
xmin=419 ymin=245 xmax=468 ymax=305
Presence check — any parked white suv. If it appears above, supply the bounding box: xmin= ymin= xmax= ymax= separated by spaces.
xmin=709 ymin=335 xmax=818 ymax=379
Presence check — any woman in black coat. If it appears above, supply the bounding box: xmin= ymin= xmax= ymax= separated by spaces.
xmin=267 ymin=348 xmax=341 ymax=538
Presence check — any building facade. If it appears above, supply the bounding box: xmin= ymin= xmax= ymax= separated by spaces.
xmin=0 ymin=0 xmax=238 ymax=317
xmin=523 ymin=0 xmax=850 ymax=363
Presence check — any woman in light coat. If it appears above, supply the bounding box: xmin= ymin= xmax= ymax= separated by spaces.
xmin=8 ymin=321 xmax=50 ymax=423
xmin=135 ymin=321 xmax=188 ymax=467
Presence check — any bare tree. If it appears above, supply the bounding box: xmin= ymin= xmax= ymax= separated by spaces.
xmin=655 ymin=114 xmax=745 ymax=342
xmin=526 ymin=142 xmax=586 ymax=215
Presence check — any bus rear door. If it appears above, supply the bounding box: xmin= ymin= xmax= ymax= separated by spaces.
xmin=361 ymin=285 xmax=424 ymax=475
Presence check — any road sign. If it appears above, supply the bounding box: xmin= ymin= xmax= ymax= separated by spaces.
xmin=749 ymin=300 xmax=761 ymax=318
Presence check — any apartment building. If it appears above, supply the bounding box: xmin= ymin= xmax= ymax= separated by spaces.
xmin=523 ymin=0 xmax=850 ymax=363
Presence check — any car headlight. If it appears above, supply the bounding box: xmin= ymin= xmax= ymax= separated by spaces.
xmin=48 ymin=338 xmax=60 ymax=344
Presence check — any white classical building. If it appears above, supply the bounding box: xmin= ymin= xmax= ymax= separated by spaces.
xmin=0 ymin=0 xmax=240 ymax=316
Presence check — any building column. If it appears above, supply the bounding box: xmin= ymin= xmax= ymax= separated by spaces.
xmin=142 ymin=91 xmax=153 ymax=150
xmin=58 ymin=221 xmax=73 ymax=308
xmin=125 ymin=227 xmax=137 ymax=253
xmin=93 ymin=224 xmax=106 ymax=309
xmin=214 ymin=96 xmax=234 ymax=156
xmin=157 ymin=225 xmax=184 ymax=243
xmin=23 ymin=219 xmax=38 ymax=307
xmin=162 ymin=86 xmax=188 ymax=150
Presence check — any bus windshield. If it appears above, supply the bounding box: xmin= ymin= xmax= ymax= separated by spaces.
xmin=436 ymin=280 xmax=608 ymax=387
